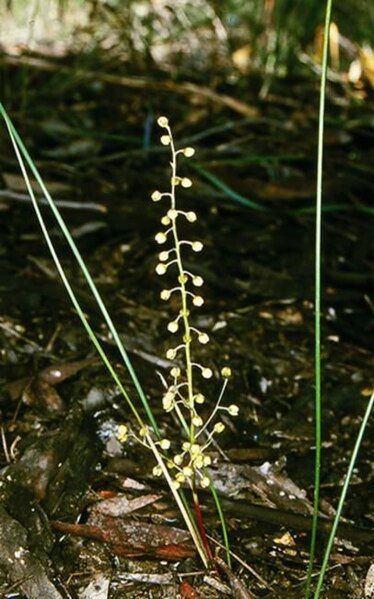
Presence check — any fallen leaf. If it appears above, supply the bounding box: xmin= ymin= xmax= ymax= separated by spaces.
xmin=93 ymin=493 xmax=162 ymax=517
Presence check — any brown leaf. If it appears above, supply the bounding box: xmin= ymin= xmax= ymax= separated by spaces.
xmin=215 ymin=557 xmax=255 ymax=599
xmin=180 ymin=580 xmax=200 ymax=598
xmin=51 ymin=516 xmax=195 ymax=560
xmin=39 ymin=357 xmax=97 ymax=385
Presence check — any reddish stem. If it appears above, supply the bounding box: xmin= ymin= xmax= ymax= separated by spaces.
xmin=192 ymin=492 xmax=213 ymax=561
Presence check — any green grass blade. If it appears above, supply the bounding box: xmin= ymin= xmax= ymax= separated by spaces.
xmin=313 ymin=392 xmax=374 ymax=598
xmin=192 ymin=164 xmax=266 ymax=211
xmin=0 ymin=102 xmax=159 ymax=436
xmin=305 ymin=1 xmax=333 ymax=596
xmin=1 ymin=107 xmax=143 ymax=426
xmin=209 ymin=483 xmax=231 ymax=567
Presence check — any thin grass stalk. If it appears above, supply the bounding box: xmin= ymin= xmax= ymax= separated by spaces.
xmin=305 ymin=1 xmax=333 ymax=596
xmin=0 ymin=102 xmax=159 ymax=436
xmin=313 ymin=392 xmax=373 ymax=597
xmin=1 ymin=106 xmax=209 ymax=567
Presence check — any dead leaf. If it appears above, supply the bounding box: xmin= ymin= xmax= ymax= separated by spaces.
xmin=215 ymin=556 xmax=255 ymax=599
xmin=93 ymin=493 xmax=161 ymax=517
xmin=51 ymin=516 xmax=195 ymax=560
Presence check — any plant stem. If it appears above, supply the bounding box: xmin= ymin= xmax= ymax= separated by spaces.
xmin=305 ymin=1 xmax=333 ymax=596
xmin=313 ymin=392 xmax=373 ymax=598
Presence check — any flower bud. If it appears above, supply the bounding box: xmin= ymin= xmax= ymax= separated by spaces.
xmin=151 ymin=190 xmax=162 ymax=201
xmin=193 ymin=296 xmax=204 ymax=307
xmin=167 ymin=321 xmax=179 ymax=333
xmin=192 ymin=241 xmax=203 ymax=252
xmin=160 ymin=135 xmax=171 ymax=145
xmin=167 ymin=208 xmax=178 ymax=219
xmin=155 ymin=263 xmax=167 ymax=275
xmin=203 ymin=455 xmax=212 ymax=466
xmin=192 ymin=276 xmax=204 ymax=287
xmin=195 ymin=393 xmax=205 ymax=404
xmin=160 ymin=289 xmax=171 ymax=301
xmin=198 ymin=333 xmax=209 ymax=344
xmin=182 ymin=442 xmax=191 ymax=451
xmin=202 ymin=368 xmax=213 ymax=379
xmin=153 ymin=465 xmax=163 ymax=476
xmin=183 ymin=147 xmax=195 ymax=157
xmin=175 ymin=473 xmax=186 ymax=483
xmin=166 ymin=348 xmax=176 ymax=359
xmin=155 ymin=232 xmax=167 ymax=244
xmin=200 ymin=476 xmax=210 ymax=488
xmin=170 ymin=367 xmax=181 ymax=378
xmin=157 ymin=116 xmax=169 ymax=127
xmin=186 ymin=211 xmax=197 ymax=222
xmin=221 ymin=366 xmax=232 ymax=378
xmin=117 ymin=424 xmax=128 ymax=443
xmin=160 ymin=439 xmax=171 ymax=450
xmin=183 ymin=466 xmax=193 ymax=477
xmin=174 ymin=454 xmax=183 ymax=465
xmin=159 ymin=251 xmax=169 ymax=262
xmin=192 ymin=415 xmax=203 ymax=427
xmin=181 ymin=177 xmax=192 ymax=188
xmin=161 ymin=216 xmax=171 ymax=226
xmin=228 ymin=404 xmax=239 ymax=416
xmin=214 ymin=422 xmax=225 ymax=433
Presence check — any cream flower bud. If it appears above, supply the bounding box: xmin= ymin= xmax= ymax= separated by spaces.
xmin=117 ymin=424 xmax=128 ymax=443
xmin=151 ymin=190 xmax=162 ymax=201
xmin=182 ymin=442 xmax=191 ymax=451
xmin=166 ymin=349 xmax=176 ymax=359
xmin=160 ymin=439 xmax=171 ymax=450
xmin=167 ymin=321 xmax=179 ymax=333
xmin=156 ymin=263 xmax=167 ymax=275
xmin=181 ymin=177 xmax=192 ymax=188
xmin=214 ymin=422 xmax=225 ymax=433
xmin=190 ymin=444 xmax=200 ymax=455
xmin=183 ymin=466 xmax=193 ymax=477
xmin=194 ymin=455 xmax=204 ymax=468
xmin=163 ymin=394 xmax=174 ymax=411
xmin=198 ymin=333 xmax=209 ymax=344
xmin=167 ymin=208 xmax=178 ymax=219
xmin=157 ymin=116 xmax=169 ymax=127
xmin=192 ymin=415 xmax=203 ymax=427
xmin=155 ymin=232 xmax=167 ymax=244
xmin=139 ymin=426 xmax=148 ymax=437
xmin=161 ymin=216 xmax=171 ymax=226
xmin=228 ymin=404 xmax=239 ymax=416
xmin=202 ymin=368 xmax=213 ymax=379
xmin=174 ymin=454 xmax=183 ymax=465
xmin=172 ymin=480 xmax=181 ymax=490
xmin=171 ymin=176 xmax=180 ymax=186
xmin=170 ymin=367 xmax=181 ymax=378
xmin=192 ymin=276 xmax=204 ymax=287
xmin=153 ymin=465 xmax=163 ymax=476
xmin=175 ymin=472 xmax=185 ymax=483
xmin=200 ymin=476 xmax=210 ymax=488
xmin=195 ymin=393 xmax=205 ymax=404
xmin=221 ymin=366 xmax=232 ymax=378
xmin=193 ymin=296 xmax=204 ymax=307
xmin=183 ymin=147 xmax=195 ymax=157
xmin=203 ymin=455 xmax=212 ymax=466
xmin=159 ymin=251 xmax=169 ymax=262
xmin=186 ymin=211 xmax=197 ymax=222
xmin=192 ymin=241 xmax=203 ymax=252
xmin=160 ymin=289 xmax=171 ymax=301
xmin=160 ymin=135 xmax=171 ymax=145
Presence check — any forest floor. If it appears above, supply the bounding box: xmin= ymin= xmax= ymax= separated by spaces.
xmin=0 ymin=45 xmax=373 ymax=598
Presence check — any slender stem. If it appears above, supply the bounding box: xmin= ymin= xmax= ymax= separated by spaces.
xmin=305 ymin=1 xmax=333 ymax=596
xmin=313 ymin=392 xmax=373 ymax=598
xmin=192 ymin=487 xmax=213 ymax=560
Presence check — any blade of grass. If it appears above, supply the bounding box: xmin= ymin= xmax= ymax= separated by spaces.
xmin=305 ymin=1 xmax=333 ymax=597
xmin=1 ymin=105 xmax=209 ymax=568
xmin=192 ymin=164 xmax=266 ymax=211
xmin=0 ymin=102 xmax=159 ymax=436
xmin=313 ymin=392 xmax=373 ymax=598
